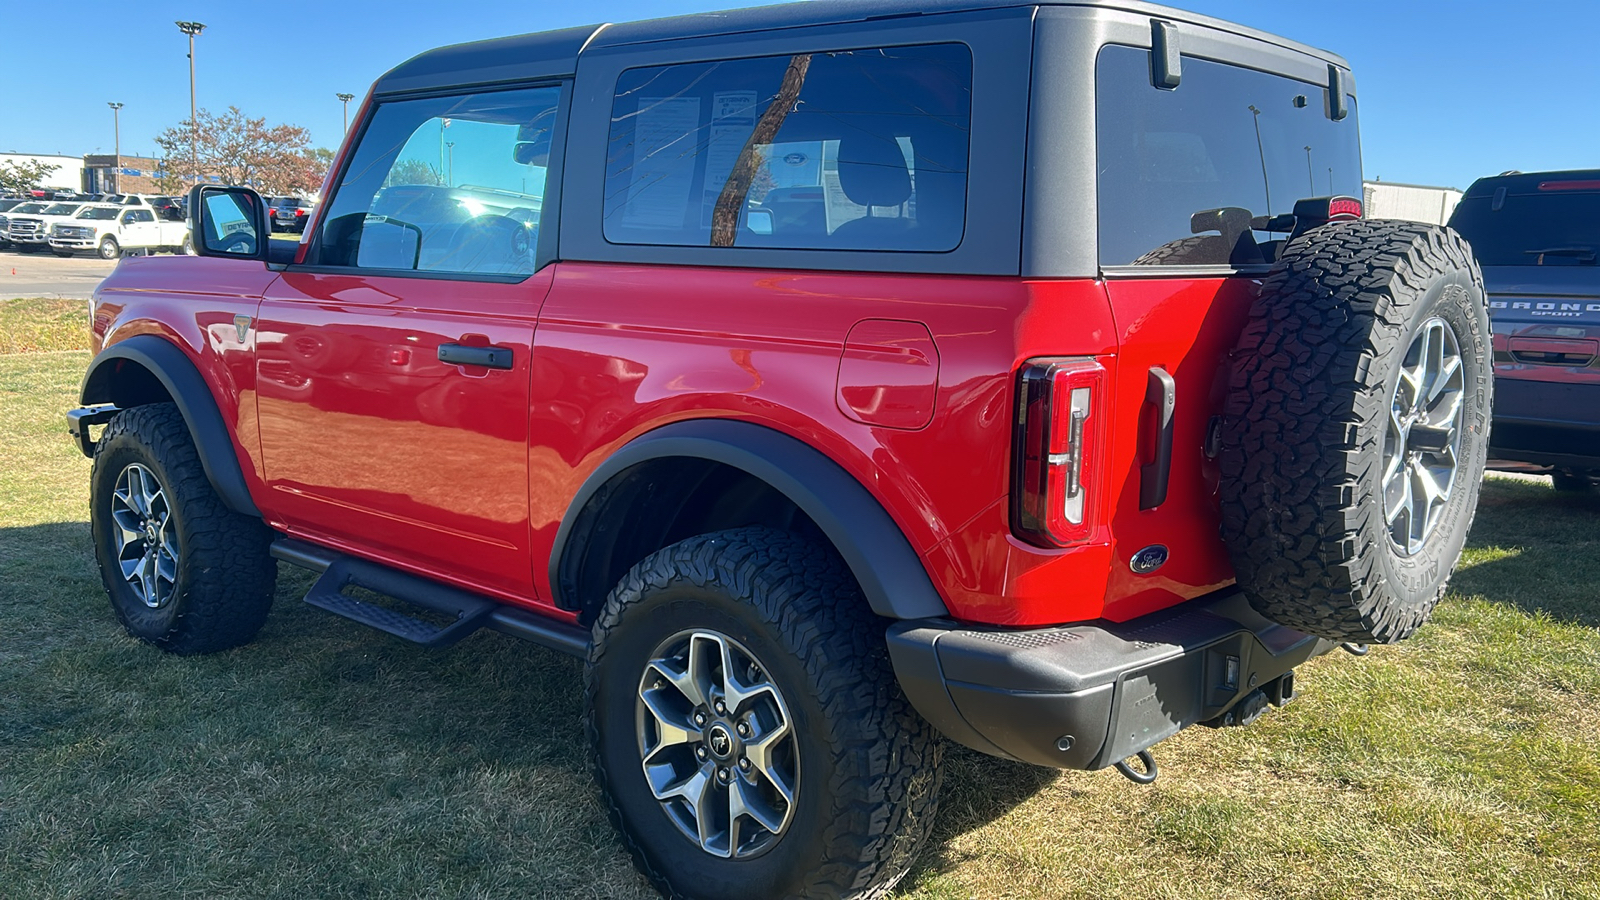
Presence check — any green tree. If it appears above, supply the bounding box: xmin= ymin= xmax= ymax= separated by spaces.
xmin=0 ymin=159 xmax=61 ymax=196
xmin=155 ymin=107 xmax=325 ymax=195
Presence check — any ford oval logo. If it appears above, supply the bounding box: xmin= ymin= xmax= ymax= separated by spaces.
xmin=783 ymin=152 xmax=808 ymax=166
xmin=1130 ymin=545 xmax=1169 ymax=574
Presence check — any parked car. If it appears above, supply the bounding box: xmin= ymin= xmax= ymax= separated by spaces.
xmin=3 ymin=202 xmax=88 ymax=252
xmin=147 ymin=196 xmax=185 ymax=221
xmin=49 ymin=204 xmax=192 ymax=258
xmin=1449 ymin=169 xmax=1600 ymax=491
xmin=69 ymin=3 xmax=1492 ymax=898
xmin=0 ymin=198 xmax=38 ymax=249
xmin=266 ymin=196 xmax=316 ymax=233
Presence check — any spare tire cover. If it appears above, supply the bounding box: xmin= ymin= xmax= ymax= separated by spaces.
xmin=1219 ymin=220 xmax=1491 ymax=643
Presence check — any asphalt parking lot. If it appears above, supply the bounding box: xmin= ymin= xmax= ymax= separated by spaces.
xmin=0 ymin=253 xmax=116 ymax=300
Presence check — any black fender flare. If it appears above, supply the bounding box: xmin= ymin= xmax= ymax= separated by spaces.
xmin=80 ymin=334 xmax=261 ymax=517
xmin=550 ymin=419 xmax=950 ymax=620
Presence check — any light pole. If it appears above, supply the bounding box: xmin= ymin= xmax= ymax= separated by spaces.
xmin=108 ymin=102 xmax=123 ymax=193
xmin=337 ymin=93 xmax=355 ymax=133
xmin=176 ymin=21 xmax=206 ymax=187
xmin=446 ymin=141 xmax=455 ymax=186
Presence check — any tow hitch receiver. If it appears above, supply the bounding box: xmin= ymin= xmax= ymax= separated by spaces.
xmin=1200 ymin=670 xmax=1296 ymax=729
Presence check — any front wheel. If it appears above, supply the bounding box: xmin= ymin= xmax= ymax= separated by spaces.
xmin=98 ymin=236 xmax=121 ymax=260
xmin=90 ymin=403 xmax=277 ymax=654
xmin=587 ymin=527 xmax=942 ymax=900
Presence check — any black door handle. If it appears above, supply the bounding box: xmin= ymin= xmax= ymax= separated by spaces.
xmin=438 ymin=343 xmax=513 ymax=370
xmin=1140 ymin=366 xmax=1176 ymax=510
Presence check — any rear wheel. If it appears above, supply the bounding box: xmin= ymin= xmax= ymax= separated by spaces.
xmin=98 ymin=236 xmax=120 ymax=260
xmin=587 ymin=527 xmax=941 ymax=900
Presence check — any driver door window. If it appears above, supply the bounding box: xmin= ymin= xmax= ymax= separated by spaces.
xmin=313 ymin=85 xmax=560 ymax=277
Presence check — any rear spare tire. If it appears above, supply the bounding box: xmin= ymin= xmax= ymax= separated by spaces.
xmin=1220 ymin=220 xmax=1491 ymax=643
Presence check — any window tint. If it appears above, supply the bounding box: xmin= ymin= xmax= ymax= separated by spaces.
xmin=604 ymin=43 xmax=971 ymax=252
xmin=314 ymin=85 xmax=560 ymax=276
xmin=1096 ymin=45 xmax=1362 ymax=267
xmin=1449 ymin=183 xmax=1600 ymax=267
xmin=131 ymin=209 xmax=155 ymax=223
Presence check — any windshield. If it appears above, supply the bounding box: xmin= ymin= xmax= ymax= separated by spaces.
xmin=1449 ymin=179 xmax=1600 ymax=267
xmin=43 ymin=204 xmax=81 ymax=216
xmin=13 ymin=203 xmax=49 ymax=214
xmin=79 ymin=207 xmax=120 ymax=220
xmin=1095 ymin=45 xmax=1363 ymax=267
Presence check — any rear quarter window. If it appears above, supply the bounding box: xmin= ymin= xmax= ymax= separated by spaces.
xmin=603 ymin=43 xmax=972 ymax=253
xmin=1095 ymin=44 xmax=1362 ymax=268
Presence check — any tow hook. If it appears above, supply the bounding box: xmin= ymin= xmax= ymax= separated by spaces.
xmin=1341 ymin=642 xmax=1370 ymax=657
xmin=1113 ymin=750 xmax=1159 ymax=785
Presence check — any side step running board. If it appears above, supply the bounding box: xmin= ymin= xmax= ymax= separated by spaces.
xmin=271 ymin=539 xmax=589 ymax=656
xmin=303 ymin=557 xmax=495 ymax=648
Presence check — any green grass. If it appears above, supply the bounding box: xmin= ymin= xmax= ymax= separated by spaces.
xmin=0 ymin=297 xmax=92 ymax=354
xmin=2 ymin=344 xmax=1598 ymax=899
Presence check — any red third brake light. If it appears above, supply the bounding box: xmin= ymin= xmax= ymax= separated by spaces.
xmin=1327 ymin=196 xmax=1362 ymax=219
xmin=1012 ymin=358 xmax=1106 ymax=547
xmin=1538 ymin=180 xmax=1600 ymax=191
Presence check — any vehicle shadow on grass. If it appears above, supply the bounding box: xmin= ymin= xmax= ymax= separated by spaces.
xmin=1449 ymin=476 xmax=1600 ymax=628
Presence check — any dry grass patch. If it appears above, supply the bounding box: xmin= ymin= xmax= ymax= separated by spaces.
xmin=0 ymin=296 xmax=92 ymax=354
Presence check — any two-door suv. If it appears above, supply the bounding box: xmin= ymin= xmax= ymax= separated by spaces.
xmin=70 ymin=2 xmax=1492 ymax=897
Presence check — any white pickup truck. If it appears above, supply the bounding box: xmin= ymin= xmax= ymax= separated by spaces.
xmin=49 ymin=205 xmax=192 ymax=259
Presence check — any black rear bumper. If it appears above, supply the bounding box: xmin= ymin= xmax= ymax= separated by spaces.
xmin=886 ymin=590 xmax=1334 ymax=770
xmin=1490 ymin=378 xmax=1600 ymax=468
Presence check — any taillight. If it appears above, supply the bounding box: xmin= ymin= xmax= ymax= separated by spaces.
xmin=1326 ymin=197 xmax=1362 ymax=219
xmin=1012 ymin=358 xmax=1106 ymax=547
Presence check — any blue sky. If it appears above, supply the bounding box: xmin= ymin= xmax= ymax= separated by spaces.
xmin=0 ymin=0 xmax=1593 ymax=190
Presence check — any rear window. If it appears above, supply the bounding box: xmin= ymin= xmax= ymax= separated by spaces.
xmin=1095 ymin=45 xmax=1363 ymax=268
xmin=603 ymin=43 xmax=972 ymax=252
xmin=1449 ymin=182 xmax=1600 ymax=267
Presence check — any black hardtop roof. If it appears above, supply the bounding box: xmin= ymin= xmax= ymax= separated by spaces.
xmin=373 ymin=0 xmax=1348 ymax=96
xmin=1462 ymin=169 xmax=1600 ymax=198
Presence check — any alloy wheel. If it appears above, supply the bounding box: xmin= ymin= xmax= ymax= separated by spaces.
xmin=636 ymin=629 xmax=798 ymax=859
xmin=1382 ymin=316 xmax=1465 ymax=555
xmin=110 ymin=463 xmax=179 ymax=608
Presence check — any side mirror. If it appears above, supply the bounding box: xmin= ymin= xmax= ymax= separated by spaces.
xmin=186 ymin=185 xmax=268 ymax=261
xmin=122 ymin=214 xmax=137 ymax=225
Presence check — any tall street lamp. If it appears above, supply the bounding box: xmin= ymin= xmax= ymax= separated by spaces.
xmin=337 ymin=93 xmax=355 ymax=133
xmin=108 ymin=102 xmax=124 ymax=193
xmin=176 ymin=21 xmax=206 ymax=187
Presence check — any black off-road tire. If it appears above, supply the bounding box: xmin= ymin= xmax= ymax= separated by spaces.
xmin=1219 ymin=220 xmax=1491 ymax=644
xmin=586 ymin=527 xmax=942 ymax=900
xmin=90 ymin=403 xmax=277 ymax=654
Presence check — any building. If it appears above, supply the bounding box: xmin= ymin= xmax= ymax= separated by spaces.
xmin=83 ymin=155 xmax=166 ymax=194
xmin=1362 ymin=180 xmax=1463 ymax=225
xmin=0 ymin=152 xmax=84 ymax=192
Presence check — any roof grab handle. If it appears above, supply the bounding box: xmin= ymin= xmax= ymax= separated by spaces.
xmin=1151 ymin=20 xmax=1181 ymax=89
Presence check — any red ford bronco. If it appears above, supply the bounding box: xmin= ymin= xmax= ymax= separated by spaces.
xmin=70 ymin=2 xmax=1491 ymax=897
